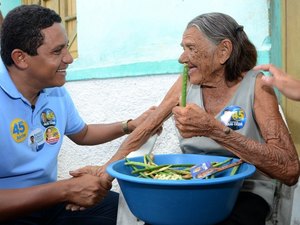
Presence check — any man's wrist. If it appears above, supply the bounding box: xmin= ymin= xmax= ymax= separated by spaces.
xmin=122 ymin=119 xmax=133 ymax=134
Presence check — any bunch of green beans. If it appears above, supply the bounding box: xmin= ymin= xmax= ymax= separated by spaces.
xmin=124 ymin=154 xmax=241 ymax=180
xmin=125 ymin=154 xmax=193 ymax=180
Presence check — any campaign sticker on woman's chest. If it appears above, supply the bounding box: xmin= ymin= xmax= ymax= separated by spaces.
xmin=220 ymin=105 xmax=246 ymax=130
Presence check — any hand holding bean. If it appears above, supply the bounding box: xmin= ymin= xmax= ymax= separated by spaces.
xmin=172 ymin=103 xmax=217 ymax=138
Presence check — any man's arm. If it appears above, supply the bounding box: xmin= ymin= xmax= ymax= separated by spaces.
xmin=0 ymin=173 xmax=111 ymax=222
xmin=68 ymin=106 xmax=157 ymax=145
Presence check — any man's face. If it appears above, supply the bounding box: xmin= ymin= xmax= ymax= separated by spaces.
xmin=26 ymin=23 xmax=73 ymax=89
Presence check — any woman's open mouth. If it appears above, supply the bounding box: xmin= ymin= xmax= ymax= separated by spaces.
xmin=188 ymin=67 xmax=197 ymax=76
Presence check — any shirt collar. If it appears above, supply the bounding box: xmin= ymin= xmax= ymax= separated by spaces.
xmin=0 ymin=57 xmax=54 ymax=99
xmin=0 ymin=57 xmax=22 ymax=99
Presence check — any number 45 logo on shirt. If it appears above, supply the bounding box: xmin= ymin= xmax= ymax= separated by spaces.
xmin=10 ymin=118 xmax=28 ymax=143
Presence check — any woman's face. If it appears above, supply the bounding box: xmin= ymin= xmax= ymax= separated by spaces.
xmin=179 ymin=26 xmax=223 ymax=86
xmin=46 ymin=128 xmax=53 ymax=137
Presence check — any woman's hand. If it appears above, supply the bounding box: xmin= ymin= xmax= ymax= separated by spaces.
xmin=172 ymin=103 xmax=217 ymax=138
xmin=129 ymin=106 xmax=157 ymax=132
xmin=129 ymin=106 xmax=163 ymax=135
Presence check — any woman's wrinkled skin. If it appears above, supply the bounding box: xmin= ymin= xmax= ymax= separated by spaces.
xmin=102 ymin=26 xmax=300 ymax=187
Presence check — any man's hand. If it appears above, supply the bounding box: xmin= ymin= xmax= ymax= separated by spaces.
xmin=65 ymin=165 xmax=113 ymax=211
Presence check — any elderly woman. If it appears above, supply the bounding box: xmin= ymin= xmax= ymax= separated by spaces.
xmin=102 ymin=13 xmax=300 ymax=224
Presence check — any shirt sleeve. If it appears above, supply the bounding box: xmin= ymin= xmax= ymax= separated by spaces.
xmin=61 ymin=86 xmax=86 ymax=135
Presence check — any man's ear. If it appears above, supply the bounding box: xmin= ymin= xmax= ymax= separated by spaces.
xmin=11 ymin=49 xmax=28 ymax=69
xmin=218 ymin=39 xmax=232 ymax=65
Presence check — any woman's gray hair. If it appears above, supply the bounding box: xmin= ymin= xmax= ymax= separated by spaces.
xmin=187 ymin=12 xmax=257 ymax=81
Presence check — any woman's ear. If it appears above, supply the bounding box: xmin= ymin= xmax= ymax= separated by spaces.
xmin=218 ymin=39 xmax=232 ymax=65
xmin=11 ymin=49 xmax=28 ymax=69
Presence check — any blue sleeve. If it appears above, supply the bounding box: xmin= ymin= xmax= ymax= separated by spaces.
xmin=62 ymin=87 xmax=86 ymax=135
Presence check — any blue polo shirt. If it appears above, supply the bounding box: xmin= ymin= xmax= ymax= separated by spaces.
xmin=0 ymin=59 xmax=85 ymax=189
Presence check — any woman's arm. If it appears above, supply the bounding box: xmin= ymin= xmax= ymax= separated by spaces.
xmin=172 ymin=74 xmax=299 ymax=186
xmin=224 ymin=73 xmax=300 ymax=185
xmin=104 ymin=75 xmax=183 ymax=165
xmin=249 ymin=74 xmax=299 ymax=184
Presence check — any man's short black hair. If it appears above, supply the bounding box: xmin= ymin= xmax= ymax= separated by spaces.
xmin=1 ymin=4 xmax=62 ymax=66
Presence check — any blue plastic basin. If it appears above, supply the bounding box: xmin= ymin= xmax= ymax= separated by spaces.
xmin=107 ymin=154 xmax=256 ymax=225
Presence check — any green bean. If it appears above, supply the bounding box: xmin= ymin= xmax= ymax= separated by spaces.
xmin=145 ymin=154 xmax=156 ymax=166
xmin=230 ymin=165 xmax=240 ymax=176
xmin=212 ymin=158 xmax=233 ymax=167
xmin=144 ymin=165 xmax=172 ymax=176
xmin=170 ymin=164 xmax=195 ymax=168
xmin=166 ymin=168 xmax=191 ymax=175
xmin=181 ymin=64 xmax=188 ymax=107
xmin=124 ymin=161 xmax=152 ymax=168
xmin=131 ymin=164 xmax=171 ymax=174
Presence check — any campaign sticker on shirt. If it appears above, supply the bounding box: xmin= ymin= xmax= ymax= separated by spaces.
xmin=40 ymin=109 xmax=56 ymax=127
xmin=10 ymin=118 xmax=28 ymax=143
xmin=28 ymin=128 xmax=45 ymax=152
xmin=44 ymin=126 xmax=60 ymax=145
xmin=220 ymin=105 xmax=246 ymax=130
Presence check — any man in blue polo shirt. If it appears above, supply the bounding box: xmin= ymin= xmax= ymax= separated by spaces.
xmin=0 ymin=5 xmax=151 ymax=224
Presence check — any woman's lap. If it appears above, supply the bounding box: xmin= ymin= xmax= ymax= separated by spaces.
xmin=216 ymin=192 xmax=270 ymax=225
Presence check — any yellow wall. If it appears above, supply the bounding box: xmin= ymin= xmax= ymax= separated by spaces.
xmin=22 ymin=0 xmax=77 ymax=58
xmin=282 ymin=0 xmax=300 ymax=154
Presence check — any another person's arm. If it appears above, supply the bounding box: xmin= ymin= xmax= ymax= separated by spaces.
xmin=172 ymin=74 xmax=300 ymax=186
xmin=0 ymin=174 xmax=112 ymax=222
xmin=254 ymin=64 xmax=300 ymax=101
